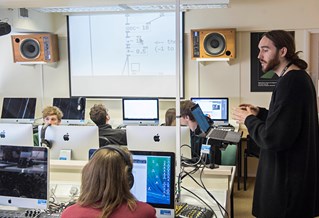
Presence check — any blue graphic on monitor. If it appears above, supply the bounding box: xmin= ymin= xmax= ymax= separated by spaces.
xmin=146 ymin=156 xmax=171 ymax=204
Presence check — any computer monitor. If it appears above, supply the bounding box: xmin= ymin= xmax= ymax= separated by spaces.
xmin=126 ymin=126 xmax=190 ymax=155
xmin=122 ymin=98 xmax=159 ymax=125
xmin=191 ymin=97 xmax=229 ymax=125
xmin=0 ymin=145 xmax=49 ymax=210
xmin=0 ymin=123 xmax=34 ymax=146
xmin=38 ymin=125 xmax=99 ymax=160
xmin=0 ymin=98 xmax=36 ymax=124
xmin=130 ymin=150 xmax=175 ymax=218
xmin=52 ymin=97 xmax=86 ymax=125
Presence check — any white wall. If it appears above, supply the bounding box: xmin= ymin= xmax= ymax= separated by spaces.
xmin=1 ymin=0 xmax=319 ymax=124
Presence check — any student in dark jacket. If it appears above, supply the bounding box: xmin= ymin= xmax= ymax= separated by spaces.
xmin=89 ymin=104 xmax=127 ymax=145
xmin=233 ymin=30 xmax=319 ymax=218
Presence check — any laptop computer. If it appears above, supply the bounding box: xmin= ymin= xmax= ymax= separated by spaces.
xmin=191 ymin=104 xmax=242 ymax=143
xmin=126 ymin=126 xmax=191 ymax=154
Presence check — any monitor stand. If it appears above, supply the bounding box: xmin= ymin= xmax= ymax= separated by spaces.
xmin=209 ymin=143 xmax=221 ymax=169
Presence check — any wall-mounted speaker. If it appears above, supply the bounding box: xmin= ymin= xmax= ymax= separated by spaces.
xmin=191 ymin=28 xmax=236 ymax=60
xmin=11 ymin=33 xmax=59 ymax=63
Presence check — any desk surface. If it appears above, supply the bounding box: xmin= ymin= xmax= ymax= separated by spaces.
xmin=179 ymin=165 xmax=236 ymax=217
xmin=180 ymin=189 xmax=227 ymax=218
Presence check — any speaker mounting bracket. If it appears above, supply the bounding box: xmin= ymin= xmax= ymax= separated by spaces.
xmin=195 ymin=58 xmax=232 ymax=66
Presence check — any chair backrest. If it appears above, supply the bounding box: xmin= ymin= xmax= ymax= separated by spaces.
xmin=221 ymin=144 xmax=237 ymax=166
xmin=99 ymin=136 xmax=111 ymax=147
xmin=247 ymin=135 xmax=260 ymax=158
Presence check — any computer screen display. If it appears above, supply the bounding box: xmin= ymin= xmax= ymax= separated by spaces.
xmin=191 ymin=97 xmax=229 ymax=125
xmin=0 ymin=123 xmax=34 ymax=146
xmin=1 ymin=98 xmax=36 ymax=123
xmin=38 ymin=125 xmax=99 ymax=160
xmin=122 ymin=98 xmax=159 ymax=125
xmin=0 ymin=145 xmax=49 ymax=210
xmin=130 ymin=150 xmax=175 ymax=217
xmin=52 ymin=97 xmax=86 ymax=125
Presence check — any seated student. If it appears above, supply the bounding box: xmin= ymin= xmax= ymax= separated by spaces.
xmin=33 ymin=106 xmax=63 ymax=146
xmin=89 ymin=104 xmax=127 ymax=145
xmin=180 ymin=100 xmax=220 ymax=163
xmin=61 ymin=146 xmax=156 ymax=218
xmin=164 ymin=108 xmax=176 ymax=126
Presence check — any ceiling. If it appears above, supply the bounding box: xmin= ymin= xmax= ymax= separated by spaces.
xmin=0 ymin=0 xmax=230 ymax=12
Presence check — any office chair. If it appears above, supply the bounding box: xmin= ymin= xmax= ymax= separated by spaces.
xmin=99 ymin=136 xmax=111 ymax=147
xmin=220 ymin=144 xmax=237 ymax=218
xmin=244 ymin=135 xmax=260 ymax=191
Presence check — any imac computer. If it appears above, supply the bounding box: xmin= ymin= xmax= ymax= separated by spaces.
xmin=38 ymin=125 xmax=99 ymax=160
xmin=191 ymin=97 xmax=229 ymax=126
xmin=0 ymin=145 xmax=49 ymax=210
xmin=0 ymin=123 xmax=34 ymax=146
xmin=130 ymin=150 xmax=175 ymax=218
xmin=122 ymin=98 xmax=159 ymax=126
xmin=126 ymin=126 xmax=190 ymax=156
xmin=0 ymin=98 xmax=36 ymax=124
xmin=53 ymin=97 xmax=86 ymax=125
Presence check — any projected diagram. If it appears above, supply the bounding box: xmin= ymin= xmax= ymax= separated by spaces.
xmin=69 ymin=12 xmax=179 ymax=77
xmin=122 ymin=13 xmax=176 ymax=76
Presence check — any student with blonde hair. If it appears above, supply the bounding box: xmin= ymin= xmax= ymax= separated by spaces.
xmin=61 ymin=145 xmax=156 ymax=218
xmin=33 ymin=106 xmax=63 ymax=146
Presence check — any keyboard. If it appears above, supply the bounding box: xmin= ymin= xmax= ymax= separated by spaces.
xmin=0 ymin=209 xmax=60 ymax=218
xmin=207 ymin=129 xmax=242 ymax=143
xmin=216 ymin=125 xmax=235 ymax=131
xmin=175 ymin=202 xmax=215 ymax=218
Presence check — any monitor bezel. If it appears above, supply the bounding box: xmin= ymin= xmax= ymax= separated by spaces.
xmin=122 ymin=98 xmax=159 ymax=124
xmin=191 ymin=97 xmax=229 ymax=123
xmin=130 ymin=150 xmax=175 ymax=210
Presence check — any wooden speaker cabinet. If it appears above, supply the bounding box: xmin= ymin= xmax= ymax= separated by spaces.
xmin=191 ymin=28 xmax=236 ymax=60
xmin=11 ymin=33 xmax=59 ymax=63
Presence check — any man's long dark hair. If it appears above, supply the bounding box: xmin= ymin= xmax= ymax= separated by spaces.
xmin=263 ymin=30 xmax=308 ymax=70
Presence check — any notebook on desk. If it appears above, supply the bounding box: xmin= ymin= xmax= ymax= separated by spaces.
xmin=191 ymin=104 xmax=242 ymax=144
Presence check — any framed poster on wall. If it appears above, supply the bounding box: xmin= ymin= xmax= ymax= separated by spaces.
xmin=250 ymin=31 xmax=295 ymax=92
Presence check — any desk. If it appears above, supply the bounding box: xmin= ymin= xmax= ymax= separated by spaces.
xmin=180 ymin=189 xmax=227 ymax=218
xmin=50 ymin=161 xmax=235 ymax=217
xmin=50 ymin=159 xmax=86 ymax=182
xmin=180 ymin=165 xmax=236 ymax=217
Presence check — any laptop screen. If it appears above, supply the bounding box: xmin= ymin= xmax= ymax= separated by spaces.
xmin=191 ymin=97 xmax=229 ymax=125
xmin=130 ymin=150 xmax=175 ymax=217
xmin=191 ymin=104 xmax=211 ymax=133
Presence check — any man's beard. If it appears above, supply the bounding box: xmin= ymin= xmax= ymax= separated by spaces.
xmin=261 ymin=52 xmax=280 ymax=73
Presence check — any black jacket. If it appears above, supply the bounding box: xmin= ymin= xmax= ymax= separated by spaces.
xmin=98 ymin=124 xmax=127 ymax=145
xmin=245 ymin=70 xmax=319 ymax=218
